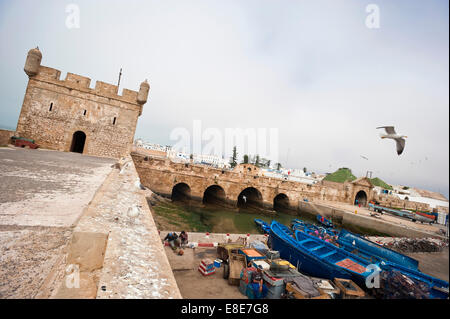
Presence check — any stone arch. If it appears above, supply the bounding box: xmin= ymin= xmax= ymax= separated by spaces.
xmin=354 ymin=190 xmax=368 ymax=206
xmin=237 ymin=187 xmax=263 ymax=211
xmin=203 ymin=185 xmax=226 ymax=206
xmin=273 ymin=193 xmax=290 ymax=213
xmin=70 ymin=130 xmax=86 ymax=153
xmin=171 ymin=182 xmax=191 ymax=202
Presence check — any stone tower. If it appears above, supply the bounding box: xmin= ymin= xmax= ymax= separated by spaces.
xmin=15 ymin=48 xmax=149 ymax=159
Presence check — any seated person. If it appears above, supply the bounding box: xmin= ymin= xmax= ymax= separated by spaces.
xmin=249 ymin=272 xmax=268 ymax=299
xmin=163 ymin=232 xmax=180 ymax=250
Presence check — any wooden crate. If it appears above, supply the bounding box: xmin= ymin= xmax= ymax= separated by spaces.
xmin=310 ymin=277 xmax=341 ymax=296
xmin=333 ymin=278 xmax=366 ymax=299
xmin=285 ymin=282 xmax=330 ymax=299
xmin=228 ymin=253 xmax=246 ymax=286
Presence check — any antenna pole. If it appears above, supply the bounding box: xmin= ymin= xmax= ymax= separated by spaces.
xmin=117 ymin=68 xmax=123 ymax=89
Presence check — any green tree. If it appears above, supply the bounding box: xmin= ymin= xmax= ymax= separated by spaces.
xmin=303 ymin=167 xmax=307 ymax=173
xmin=230 ymin=146 xmax=238 ymax=168
xmin=255 ymin=155 xmax=261 ymax=167
xmin=276 ymin=163 xmax=282 ymax=171
xmin=242 ymin=154 xmax=249 ymax=164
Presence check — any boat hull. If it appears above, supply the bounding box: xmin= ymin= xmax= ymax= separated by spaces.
xmin=337 ymin=230 xmax=419 ymax=270
xmin=270 ymin=221 xmax=371 ymax=287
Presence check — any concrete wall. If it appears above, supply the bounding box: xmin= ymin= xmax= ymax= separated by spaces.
xmin=53 ymin=156 xmax=181 ymax=299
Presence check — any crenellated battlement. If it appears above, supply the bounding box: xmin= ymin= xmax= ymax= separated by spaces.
xmin=18 ymin=47 xmax=148 ymax=159
xmin=32 ymin=65 xmax=142 ymax=105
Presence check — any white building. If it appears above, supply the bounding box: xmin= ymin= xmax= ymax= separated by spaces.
xmin=261 ymin=167 xmax=320 ymax=185
xmin=193 ymin=153 xmax=230 ymax=168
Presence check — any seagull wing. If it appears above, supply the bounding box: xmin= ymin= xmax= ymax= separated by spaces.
xmin=395 ymin=138 xmax=405 ymax=155
xmin=377 ymin=126 xmax=396 ymax=134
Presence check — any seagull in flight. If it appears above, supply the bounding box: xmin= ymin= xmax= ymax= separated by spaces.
xmin=376 ymin=126 xmax=407 ymax=155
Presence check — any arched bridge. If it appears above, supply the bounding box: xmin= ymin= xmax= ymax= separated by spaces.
xmin=131 ymin=153 xmax=375 ymax=213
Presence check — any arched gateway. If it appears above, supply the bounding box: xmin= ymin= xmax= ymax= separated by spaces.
xmin=70 ymin=131 xmax=86 ymax=153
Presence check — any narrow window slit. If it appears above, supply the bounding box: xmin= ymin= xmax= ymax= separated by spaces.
xmin=113 ymin=117 xmax=117 ymax=125
xmin=49 ymin=103 xmax=53 ymax=111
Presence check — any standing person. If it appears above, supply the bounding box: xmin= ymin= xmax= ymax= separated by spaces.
xmin=179 ymin=231 xmax=188 ymax=247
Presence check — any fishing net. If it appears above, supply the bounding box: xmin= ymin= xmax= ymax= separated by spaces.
xmin=374 ymin=270 xmax=431 ymax=299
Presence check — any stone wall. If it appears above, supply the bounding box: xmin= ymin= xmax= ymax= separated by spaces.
xmin=0 ymin=129 xmax=14 ymax=145
xmin=16 ymin=63 xmax=145 ymax=159
xmin=131 ymin=154 xmax=377 ymax=209
xmin=373 ymin=193 xmax=431 ymax=212
xmin=131 ymin=154 xmax=434 ymax=213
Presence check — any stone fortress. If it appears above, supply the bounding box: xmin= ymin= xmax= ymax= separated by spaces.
xmin=15 ymin=47 xmax=149 ymax=159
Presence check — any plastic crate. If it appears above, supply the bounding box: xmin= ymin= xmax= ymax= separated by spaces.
xmin=239 ymin=248 xmax=267 ymax=262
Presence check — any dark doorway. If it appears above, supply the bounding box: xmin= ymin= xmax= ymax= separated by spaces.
xmin=70 ymin=131 xmax=86 ymax=153
xmin=172 ymin=183 xmax=191 ymax=203
xmin=237 ymin=187 xmax=263 ymax=211
xmin=203 ymin=185 xmax=226 ymax=206
xmin=354 ymin=190 xmax=368 ymax=206
xmin=274 ymin=193 xmax=290 ymax=213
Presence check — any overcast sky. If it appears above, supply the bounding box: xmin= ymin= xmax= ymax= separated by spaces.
xmin=0 ymin=0 xmax=448 ymax=198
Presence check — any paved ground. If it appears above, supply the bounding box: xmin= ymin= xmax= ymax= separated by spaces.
xmin=0 ymin=147 xmax=114 ymax=227
xmin=0 ymin=147 xmax=114 ymax=298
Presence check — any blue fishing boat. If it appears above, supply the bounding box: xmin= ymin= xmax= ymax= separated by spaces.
xmin=316 ymin=214 xmax=333 ymax=228
xmin=254 ymin=218 xmax=270 ymax=234
xmin=291 ymin=218 xmax=338 ymax=237
xmin=269 ymin=221 xmax=379 ymax=287
xmin=271 ymin=221 xmax=449 ymax=298
xmin=337 ymin=229 xmax=419 ymax=270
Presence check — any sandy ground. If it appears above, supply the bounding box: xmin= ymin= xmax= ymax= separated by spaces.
xmin=161 ymin=232 xmax=268 ymax=299
xmin=0 ymin=147 xmax=114 ymax=298
xmin=165 ymin=246 xmax=246 ymax=299
xmin=406 ymin=248 xmax=449 ymax=282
